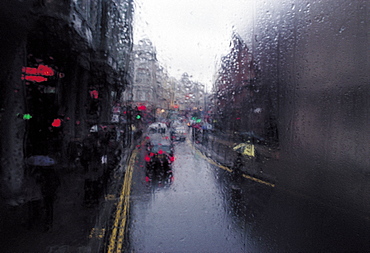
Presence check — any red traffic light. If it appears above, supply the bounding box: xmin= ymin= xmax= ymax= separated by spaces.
xmin=51 ymin=118 xmax=62 ymax=127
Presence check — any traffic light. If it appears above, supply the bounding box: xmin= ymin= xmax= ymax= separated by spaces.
xmin=51 ymin=118 xmax=62 ymax=127
xmin=135 ymin=113 xmax=142 ymax=120
xmin=191 ymin=116 xmax=201 ymax=123
xmin=23 ymin=114 xmax=32 ymax=120
xmin=17 ymin=113 xmax=33 ymax=120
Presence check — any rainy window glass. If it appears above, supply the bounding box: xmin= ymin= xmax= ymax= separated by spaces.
xmin=0 ymin=0 xmax=369 ymax=252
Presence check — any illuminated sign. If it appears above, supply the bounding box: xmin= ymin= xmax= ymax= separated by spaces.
xmin=23 ymin=65 xmax=55 ymax=76
xmin=22 ymin=76 xmax=48 ymax=82
xmin=21 ymin=64 xmax=64 ymax=83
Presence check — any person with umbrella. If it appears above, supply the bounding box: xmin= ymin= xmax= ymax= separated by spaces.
xmin=233 ymin=141 xmax=255 ymax=157
xmin=27 ymin=156 xmax=60 ymax=231
xmin=23 ymin=165 xmax=43 ymax=230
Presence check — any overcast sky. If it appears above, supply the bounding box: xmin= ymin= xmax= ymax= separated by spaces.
xmin=133 ymin=0 xmax=254 ymax=91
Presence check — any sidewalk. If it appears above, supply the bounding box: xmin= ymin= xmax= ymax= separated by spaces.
xmin=0 ymin=141 xmax=136 ymax=253
xmin=0 ymin=167 xmax=95 ymax=252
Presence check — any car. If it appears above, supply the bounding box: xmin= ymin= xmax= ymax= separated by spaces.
xmin=145 ymin=138 xmax=174 ymax=181
xmin=144 ymin=131 xmax=171 ymax=148
xmin=171 ymin=120 xmax=183 ymax=128
xmin=148 ymin=122 xmax=168 ymax=134
xmin=171 ymin=126 xmax=187 ymax=141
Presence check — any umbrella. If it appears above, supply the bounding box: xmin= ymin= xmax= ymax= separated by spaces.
xmin=27 ymin=155 xmax=56 ymax=166
xmin=233 ymin=142 xmax=255 ymax=157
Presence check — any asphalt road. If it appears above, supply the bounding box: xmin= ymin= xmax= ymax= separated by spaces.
xmin=107 ymin=138 xmax=370 ymax=252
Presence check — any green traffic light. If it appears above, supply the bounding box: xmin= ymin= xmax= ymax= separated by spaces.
xmin=23 ymin=114 xmax=32 ymax=120
xmin=136 ymin=115 xmax=141 ymax=119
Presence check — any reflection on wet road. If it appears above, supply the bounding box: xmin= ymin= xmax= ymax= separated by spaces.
xmin=128 ymin=140 xmax=250 ymax=252
xmin=123 ymin=139 xmax=370 ymax=252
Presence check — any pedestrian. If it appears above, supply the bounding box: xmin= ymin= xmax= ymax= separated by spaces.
xmin=231 ymin=153 xmax=244 ymax=191
xmin=38 ymin=167 xmax=60 ymax=231
xmin=23 ymin=166 xmax=43 ymax=230
xmin=67 ymin=139 xmax=83 ymax=171
xmin=83 ymin=165 xmax=103 ymax=207
xmin=81 ymin=133 xmax=98 ymax=173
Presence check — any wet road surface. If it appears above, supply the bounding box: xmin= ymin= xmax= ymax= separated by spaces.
xmin=127 ymin=140 xmax=247 ymax=252
xmin=118 ymin=138 xmax=370 ymax=252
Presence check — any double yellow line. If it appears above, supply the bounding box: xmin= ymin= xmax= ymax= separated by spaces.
xmin=107 ymin=139 xmax=274 ymax=252
xmin=107 ymin=150 xmax=137 ymax=253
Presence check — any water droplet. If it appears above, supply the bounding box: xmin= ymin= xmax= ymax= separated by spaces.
xmin=339 ymin=26 xmax=346 ymax=33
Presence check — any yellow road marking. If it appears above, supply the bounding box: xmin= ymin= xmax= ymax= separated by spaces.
xmin=188 ymin=138 xmax=275 ymax=188
xmin=107 ymin=150 xmax=137 ymax=253
xmin=108 ymin=138 xmax=274 ymax=252
xmin=89 ymin=228 xmax=106 ymax=239
xmin=242 ymin=174 xmax=275 ymax=187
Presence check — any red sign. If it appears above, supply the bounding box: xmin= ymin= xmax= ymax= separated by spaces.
xmin=23 ymin=65 xmax=55 ymax=76
xmin=22 ymin=75 xmax=48 ymax=82
xmin=22 ymin=64 xmax=64 ymax=83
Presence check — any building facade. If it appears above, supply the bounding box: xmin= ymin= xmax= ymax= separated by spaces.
xmin=0 ymin=0 xmax=134 ymax=203
xmin=213 ymin=33 xmax=268 ymax=138
xmin=130 ymin=39 xmax=176 ymax=121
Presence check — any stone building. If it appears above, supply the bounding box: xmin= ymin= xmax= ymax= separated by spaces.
xmin=213 ymin=33 xmax=262 ymax=136
xmin=131 ymin=39 xmax=157 ymax=107
xmin=174 ymin=73 xmax=205 ymax=113
xmin=130 ymin=39 xmax=174 ymax=120
xmin=0 ymin=0 xmax=134 ymax=203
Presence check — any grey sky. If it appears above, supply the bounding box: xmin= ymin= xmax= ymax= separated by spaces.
xmin=133 ymin=0 xmax=254 ymax=90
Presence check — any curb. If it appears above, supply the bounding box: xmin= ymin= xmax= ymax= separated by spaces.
xmin=87 ymin=140 xmax=138 ymax=253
